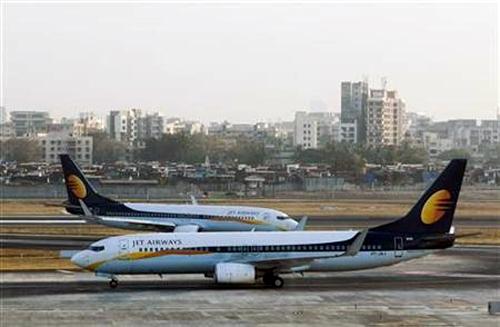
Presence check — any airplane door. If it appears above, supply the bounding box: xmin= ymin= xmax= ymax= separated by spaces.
xmin=117 ymin=239 xmax=131 ymax=273
xmin=119 ymin=239 xmax=129 ymax=254
xmin=394 ymin=237 xmax=404 ymax=258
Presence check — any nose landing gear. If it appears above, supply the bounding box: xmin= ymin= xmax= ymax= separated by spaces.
xmin=109 ymin=279 xmax=118 ymax=289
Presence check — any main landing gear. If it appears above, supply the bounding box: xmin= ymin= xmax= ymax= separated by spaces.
xmin=262 ymin=274 xmax=284 ymax=288
xmin=109 ymin=279 xmax=119 ymax=289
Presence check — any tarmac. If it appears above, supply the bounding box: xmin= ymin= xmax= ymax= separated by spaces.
xmin=1 ymin=246 xmax=499 ymax=326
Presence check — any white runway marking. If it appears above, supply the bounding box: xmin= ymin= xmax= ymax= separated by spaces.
xmin=404 ymin=270 xmax=500 ymax=279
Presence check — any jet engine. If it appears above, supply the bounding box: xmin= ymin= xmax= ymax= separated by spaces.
xmin=214 ymin=263 xmax=255 ymax=283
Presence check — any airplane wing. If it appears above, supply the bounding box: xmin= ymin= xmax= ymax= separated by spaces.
xmin=245 ymin=230 xmax=368 ymax=273
xmin=99 ymin=216 xmax=177 ymax=232
xmin=78 ymin=200 xmax=178 ymax=232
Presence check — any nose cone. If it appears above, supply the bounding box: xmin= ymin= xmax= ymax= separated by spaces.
xmin=287 ymin=218 xmax=299 ymax=230
xmin=71 ymin=251 xmax=86 ymax=268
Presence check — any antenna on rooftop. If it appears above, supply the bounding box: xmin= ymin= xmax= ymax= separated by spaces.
xmin=381 ymin=77 xmax=387 ymax=90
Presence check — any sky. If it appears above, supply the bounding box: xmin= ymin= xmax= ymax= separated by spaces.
xmin=1 ymin=2 xmax=498 ymax=123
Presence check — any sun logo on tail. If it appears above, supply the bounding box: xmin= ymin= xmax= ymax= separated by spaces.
xmin=421 ymin=189 xmax=453 ymax=224
xmin=67 ymin=174 xmax=87 ymax=199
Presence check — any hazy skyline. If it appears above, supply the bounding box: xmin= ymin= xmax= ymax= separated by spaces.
xmin=2 ymin=2 xmax=498 ymax=123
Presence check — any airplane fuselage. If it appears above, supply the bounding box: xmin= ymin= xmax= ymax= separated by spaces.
xmin=72 ymin=230 xmax=454 ymax=276
xmin=68 ymin=203 xmax=298 ymax=232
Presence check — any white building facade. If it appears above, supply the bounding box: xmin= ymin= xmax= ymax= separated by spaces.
xmin=366 ymin=89 xmax=406 ymax=147
xmin=106 ymin=109 xmax=142 ymax=145
xmin=294 ymin=111 xmax=340 ymax=149
xmin=38 ymin=131 xmax=93 ymax=165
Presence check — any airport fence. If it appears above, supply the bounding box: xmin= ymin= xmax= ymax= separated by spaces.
xmin=1 ymin=182 xmax=498 ymax=201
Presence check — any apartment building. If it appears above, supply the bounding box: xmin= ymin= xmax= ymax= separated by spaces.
xmin=294 ymin=111 xmax=339 ymax=149
xmin=38 ymin=130 xmax=93 ymax=165
xmin=341 ymin=81 xmax=369 ymax=143
xmin=366 ymin=89 xmax=406 ymax=146
xmin=10 ymin=111 xmax=52 ymax=136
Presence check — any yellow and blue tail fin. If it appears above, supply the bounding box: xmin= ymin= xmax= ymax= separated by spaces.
xmin=59 ymin=154 xmax=117 ymax=214
xmin=372 ymin=159 xmax=467 ymax=235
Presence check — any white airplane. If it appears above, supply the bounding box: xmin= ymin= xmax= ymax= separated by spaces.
xmin=71 ymin=159 xmax=466 ymax=288
xmin=60 ymin=155 xmax=300 ymax=232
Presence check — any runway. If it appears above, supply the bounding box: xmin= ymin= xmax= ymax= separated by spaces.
xmin=0 ymin=233 xmax=98 ymax=249
xmin=1 ymin=246 xmax=499 ymax=326
xmin=1 ymin=213 xmax=498 ymax=250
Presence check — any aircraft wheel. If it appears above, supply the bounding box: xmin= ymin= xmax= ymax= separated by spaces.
xmin=109 ymin=279 xmax=118 ymax=289
xmin=272 ymin=276 xmax=284 ymax=288
xmin=262 ymin=274 xmax=274 ymax=286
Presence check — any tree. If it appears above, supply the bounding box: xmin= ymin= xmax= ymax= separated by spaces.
xmin=140 ymin=133 xmax=204 ymax=163
xmin=294 ymin=142 xmax=365 ymax=174
xmin=229 ymin=138 xmax=266 ymax=166
xmin=437 ymin=148 xmax=471 ymax=161
xmin=396 ymin=141 xmax=428 ymax=164
xmin=89 ymin=132 xmax=127 ymax=163
xmin=482 ymin=144 xmax=500 ymax=167
xmin=1 ymin=138 xmax=42 ymax=162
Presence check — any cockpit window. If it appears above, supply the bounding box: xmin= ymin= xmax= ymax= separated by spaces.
xmin=276 ymin=216 xmax=288 ymax=220
xmin=89 ymin=245 xmax=105 ymax=252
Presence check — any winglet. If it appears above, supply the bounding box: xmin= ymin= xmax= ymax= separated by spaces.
xmin=295 ymin=216 xmax=308 ymax=231
xmin=344 ymin=229 xmax=368 ymax=256
xmin=190 ymin=195 xmax=198 ymax=205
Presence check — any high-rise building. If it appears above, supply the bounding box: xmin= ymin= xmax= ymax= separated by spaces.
xmin=140 ymin=112 xmax=164 ymax=139
xmin=10 ymin=111 xmax=51 ymax=136
xmin=38 ymin=129 xmax=93 ymax=165
xmin=294 ymin=111 xmax=339 ymax=149
xmin=0 ymin=107 xmax=6 ymax=124
xmin=341 ymin=81 xmax=369 ymax=143
xmin=366 ymin=89 xmax=406 ymax=146
xmin=339 ymin=122 xmax=358 ymax=143
xmin=0 ymin=122 xmax=15 ymax=139
xmin=76 ymin=112 xmax=104 ymax=135
xmin=165 ymin=118 xmax=205 ymax=135
xmin=106 ymin=109 xmax=142 ymax=145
